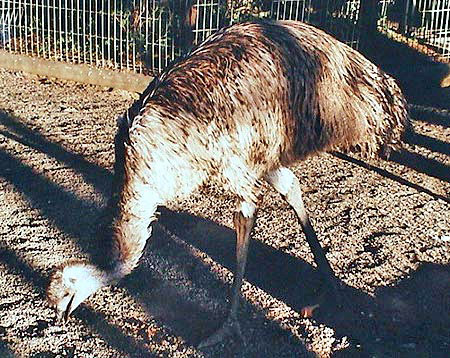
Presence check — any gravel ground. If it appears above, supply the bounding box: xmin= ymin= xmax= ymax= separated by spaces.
xmin=0 ymin=67 xmax=449 ymax=358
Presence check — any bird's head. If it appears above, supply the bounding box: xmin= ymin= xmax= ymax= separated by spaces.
xmin=47 ymin=262 xmax=107 ymax=322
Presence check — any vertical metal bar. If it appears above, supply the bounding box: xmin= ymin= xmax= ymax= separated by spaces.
xmin=5 ymin=0 xmax=11 ymax=51
xmin=107 ymin=0 xmax=111 ymax=67
xmin=277 ymin=0 xmax=282 ymax=21
xmin=433 ymin=0 xmax=439 ymax=42
xmin=433 ymin=0 xmax=439 ymax=45
xmin=70 ymin=0 xmax=73 ymax=62
xmin=76 ymin=0 xmax=79 ymax=63
xmin=198 ymin=0 xmax=202 ymax=43
xmin=133 ymin=0 xmax=136 ymax=71
xmin=126 ymin=0 xmax=129 ymax=70
xmin=101 ymin=0 xmax=104 ymax=65
xmin=83 ymin=0 xmax=86 ymax=64
xmin=14 ymin=0 xmax=22 ymax=52
xmin=19 ymin=0 xmax=25 ymax=52
xmin=40 ymin=0 xmax=43 ymax=57
xmin=405 ymin=0 xmax=411 ymax=35
xmin=30 ymin=0 xmax=34 ymax=54
xmin=113 ymin=0 xmax=116 ymax=68
xmin=15 ymin=0 xmax=18 ymax=51
xmin=58 ymin=0 xmax=61 ymax=58
xmin=158 ymin=0 xmax=161 ymax=72
xmin=151 ymin=0 xmax=155 ymax=72
xmin=216 ymin=0 xmax=220 ymax=29
xmin=119 ymin=0 xmax=123 ymax=70
xmin=12 ymin=0 xmax=17 ymax=52
xmin=195 ymin=0 xmax=200 ymax=43
xmin=96 ymin=0 xmax=99 ymax=65
xmin=144 ymin=0 xmax=148 ymax=72
xmin=428 ymin=0 xmax=434 ymax=42
xmin=171 ymin=1 xmax=175 ymax=65
xmin=100 ymin=0 xmax=102 ymax=65
xmin=4 ymin=0 xmax=8 ymax=51
xmin=41 ymin=0 xmax=45 ymax=57
xmin=24 ymin=0 xmax=28 ymax=54
xmin=296 ymin=0 xmax=302 ymax=21
xmin=445 ymin=1 xmax=450 ymax=59
xmin=48 ymin=0 xmax=52 ymax=59
xmin=64 ymin=0 xmax=68 ymax=60
xmin=35 ymin=0 xmax=39 ymax=56
xmin=202 ymin=0 xmax=206 ymax=42
xmin=88 ymin=0 xmax=92 ymax=64
xmin=209 ymin=0 xmax=213 ymax=36
xmin=53 ymin=0 xmax=56 ymax=59
xmin=138 ymin=0 xmax=141 ymax=73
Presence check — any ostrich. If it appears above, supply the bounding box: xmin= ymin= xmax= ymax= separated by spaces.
xmin=47 ymin=20 xmax=408 ymax=346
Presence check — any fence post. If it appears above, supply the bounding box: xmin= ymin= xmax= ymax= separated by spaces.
xmin=359 ymin=0 xmax=379 ymax=51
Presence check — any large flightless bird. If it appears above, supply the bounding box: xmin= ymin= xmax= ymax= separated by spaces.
xmin=47 ymin=20 xmax=408 ymax=347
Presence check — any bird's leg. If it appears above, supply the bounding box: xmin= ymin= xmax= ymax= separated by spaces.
xmin=199 ymin=201 xmax=256 ymax=348
xmin=285 ymin=176 xmax=337 ymax=289
xmin=266 ymin=168 xmax=341 ymax=313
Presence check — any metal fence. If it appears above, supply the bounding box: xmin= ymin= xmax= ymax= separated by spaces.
xmin=0 ymin=1 xmax=448 ymax=76
xmin=378 ymin=0 xmax=450 ymax=61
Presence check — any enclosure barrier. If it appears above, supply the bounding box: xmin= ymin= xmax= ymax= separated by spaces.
xmin=0 ymin=0 xmax=363 ymax=76
xmin=0 ymin=1 xmax=449 ymax=79
xmin=378 ymin=0 xmax=450 ymax=62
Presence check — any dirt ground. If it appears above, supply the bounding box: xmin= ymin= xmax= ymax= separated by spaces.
xmin=0 ymin=65 xmax=449 ymax=358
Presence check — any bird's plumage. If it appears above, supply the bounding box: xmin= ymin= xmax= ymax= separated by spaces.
xmin=47 ymin=20 xmax=409 ymax=331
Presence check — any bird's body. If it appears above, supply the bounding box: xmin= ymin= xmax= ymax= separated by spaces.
xmin=47 ymin=20 xmax=408 ymax=345
xmin=122 ymin=20 xmax=406 ymax=205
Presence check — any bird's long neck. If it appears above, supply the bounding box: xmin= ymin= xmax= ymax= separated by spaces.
xmin=106 ymin=178 xmax=160 ymax=281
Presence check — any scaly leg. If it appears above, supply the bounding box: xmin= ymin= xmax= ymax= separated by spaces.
xmin=199 ymin=201 xmax=256 ymax=348
xmin=266 ymin=168 xmax=340 ymax=310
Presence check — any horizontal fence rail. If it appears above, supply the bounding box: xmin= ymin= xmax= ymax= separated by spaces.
xmin=0 ymin=1 xmax=448 ymax=77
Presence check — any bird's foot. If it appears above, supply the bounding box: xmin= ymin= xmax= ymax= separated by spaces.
xmin=299 ymin=279 xmax=348 ymax=319
xmin=300 ymin=304 xmax=320 ymax=318
xmin=198 ymin=316 xmax=244 ymax=349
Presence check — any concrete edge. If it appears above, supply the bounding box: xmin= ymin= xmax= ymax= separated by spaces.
xmin=0 ymin=50 xmax=152 ymax=93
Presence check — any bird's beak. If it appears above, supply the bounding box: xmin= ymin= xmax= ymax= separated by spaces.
xmin=56 ymin=294 xmax=75 ymax=323
xmin=64 ymin=294 xmax=75 ymax=322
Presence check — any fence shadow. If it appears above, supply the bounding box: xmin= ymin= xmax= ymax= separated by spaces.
xmin=0 ymin=110 xmax=112 ymax=198
xmin=404 ymin=131 xmax=450 ymax=156
xmin=408 ymin=105 xmax=450 ymax=128
xmin=332 ymin=152 xmax=449 ymax=204
xmin=390 ymin=149 xmax=450 ymax=183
